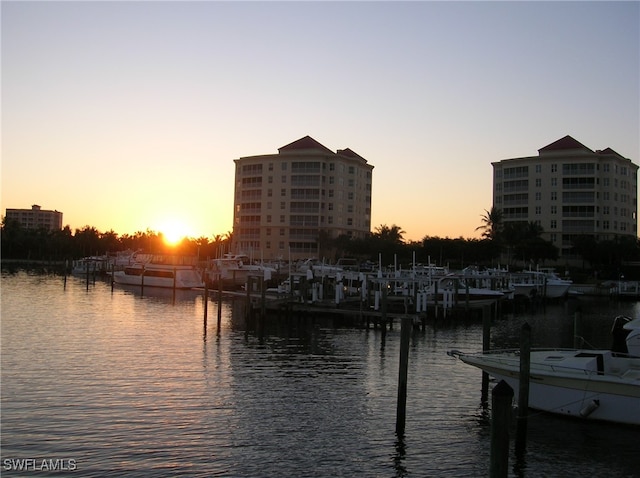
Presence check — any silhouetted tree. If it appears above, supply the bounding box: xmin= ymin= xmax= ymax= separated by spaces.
xmin=476 ymin=207 xmax=503 ymax=241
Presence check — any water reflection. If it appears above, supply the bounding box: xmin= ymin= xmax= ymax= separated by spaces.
xmin=393 ymin=437 xmax=407 ymax=477
xmin=113 ymin=282 xmax=205 ymax=303
xmin=2 ymin=272 xmax=640 ymax=477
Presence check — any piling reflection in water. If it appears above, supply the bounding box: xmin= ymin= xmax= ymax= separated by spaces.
xmin=1 ymin=271 xmax=639 ymax=477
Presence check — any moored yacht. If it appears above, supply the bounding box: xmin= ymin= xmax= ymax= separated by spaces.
xmin=112 ymin=255 xmax=204 ymax=289
xmin=448 ymin=316 xmax=640 ymax=426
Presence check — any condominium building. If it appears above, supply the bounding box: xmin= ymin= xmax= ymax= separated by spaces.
xmin=492 ymin=135 xmax=638 ymax=259
xmin=232 ymin=136 xmax=374 ymax=261
xmin=4 ymin=204 xmax=63 ymax=231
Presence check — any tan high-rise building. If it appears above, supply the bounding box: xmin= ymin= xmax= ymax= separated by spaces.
xmin=4 ymin=204 xmax=63 ymax=231
xmin=232 ymin=136 xmax=374 ymax=261
xmin=492 ymin=135 xmax=638 ymax=260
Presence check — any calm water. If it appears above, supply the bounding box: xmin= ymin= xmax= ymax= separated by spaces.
xmin=1 ymin=271 xmax=639 ymax=477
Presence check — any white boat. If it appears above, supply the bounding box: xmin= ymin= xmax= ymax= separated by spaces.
xmin=448 ymin=316 xmax=640 ymax=426
xmin=511 ymin=269 xmax=572 ymax=299
xmin=208 ymin=253 xmax=277 ymax=287
xmin=71 ymin=256 xmax=110 ymax=276
xmin=428 ymin=273 xmax=506 ymax=308
xmin=113 ymin=256 xmax=204 ymax=289
xmin=297 ymin=258 xmax=344 ymax=277
xmin=72 ymin=250 xmax=138 ymax=276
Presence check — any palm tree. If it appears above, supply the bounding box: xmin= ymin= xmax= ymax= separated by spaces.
xmin=476 ymin=207 xmax=503 ymax=241
xmin=373 ymin=224 xmax=406 ymax=244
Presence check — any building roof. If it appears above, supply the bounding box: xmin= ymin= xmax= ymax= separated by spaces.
xmin=598 ymin=147 xmax=625 ymax=158
xmin=538 ymin=135 xmax=593 ymax=154
xmin=278 ymin=136 xmax=334 ymax=155
xmin=337 ymin=148 xmax=366 ymax=161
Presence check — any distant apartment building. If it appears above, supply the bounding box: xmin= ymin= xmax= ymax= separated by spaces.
xmin=232 ymin=136 xmax=374 ymax=260
xmin=4 ymin=204 xmax=63 ymax=231
xmin=492 ymin=135 xmax=638 ymax=260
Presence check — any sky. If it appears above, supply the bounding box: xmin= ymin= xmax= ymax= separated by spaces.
xmin=2 ymin=1 xmax=639 ymax=243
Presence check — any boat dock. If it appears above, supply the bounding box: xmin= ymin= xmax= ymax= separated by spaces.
xmin=210 ymin=270 xmax=507 ymax=333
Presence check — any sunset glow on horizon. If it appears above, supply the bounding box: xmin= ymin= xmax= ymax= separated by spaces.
xmin=2 ymin=2 xmax=638 ymax=243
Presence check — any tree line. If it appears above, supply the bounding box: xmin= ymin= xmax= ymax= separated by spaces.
xmin=2 ymin=212 xmax=640 ymax=280
xmin=0 ymin=219 xmax=234 ymax=262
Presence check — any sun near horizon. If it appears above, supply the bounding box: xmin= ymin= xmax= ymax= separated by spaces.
xmin=157 ymin=219 xmax=192 ymax=246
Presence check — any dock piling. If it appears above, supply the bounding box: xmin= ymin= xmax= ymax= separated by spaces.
xmin=516 ymin=322 xmax=531 ymax=456
xmin=481 ymin=304 xmax=492 ymax=403
xmin=217 ymin=275 xmax=222 ymax=332
xmin=490 ymin=380 xmax=513 ymax=478
xmin=395 ymin=316 xmax=412 ymax=437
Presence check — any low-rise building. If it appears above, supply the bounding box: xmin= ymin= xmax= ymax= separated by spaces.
xmin=4 ymin=204 xmax=63 ymax=231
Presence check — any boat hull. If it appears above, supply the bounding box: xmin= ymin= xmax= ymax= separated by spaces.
xmin=113 ymin=266 xmax=204 ymax=289
xmin=458 ymin=350 xmax=640 ymax=426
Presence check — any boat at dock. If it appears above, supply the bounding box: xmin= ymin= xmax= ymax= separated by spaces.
xmin=511 ymin=268 xmax=572 ymax=299
xmin=207 ymin=254 xmax=277 ymax=288
xmin=71 ymin=250 xmax=138 ymax=276
xmin=112 ymin=255 xmax=204 ymax=289
xmin=71 ymin=256 xmax=110 ymax=276
xmin=448 ymin=316 xmax=640 ymax=426
xmin=426 ymin=272 xmax=508 ymax=308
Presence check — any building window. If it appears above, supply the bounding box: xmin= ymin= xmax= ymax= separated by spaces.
xmin=551 ymin=177 xmax=557 ymax=187
xmin=280 ymin=228 xmax=285 ymax=236
xmin=550 ymin=220 xmax=557 ymax=229
xmin=551 ymin=164 xmax=557 ymax=173
xmin=266 ymin=241 xmax=271 ymax=249
xmin=535 ymin=192 xmax=541 ymax=201
xmin=536 ymin=178 xmax=542 ymax=187
xmin=280 ymin=202 xmax=285 ymax=210
xmin=535 ymin=206 xmax=541 ymax=215
xmin=281 ymin=162 xmax=287 ymax=171
xmin=551 ymin=192 xmax=557 ymax=201
xmin=551 ymin=205 xmax=557 ymax=215
xmin=280 ymin=215 xmax=285 ymax=223
xmin=267 ymin=215 xmax=272 ymax=223
xmin=268 ymin=189 xmax=273 ymax=197
xmin=268 ymin=176 xmax=273 ymax=183
xmin=281 ymin=189 xmax=286 ymax=197
xmin=282 ymin=175 xmax=287 ymax=183
xmin=535 ymin=164 xmax=541 ymax=173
